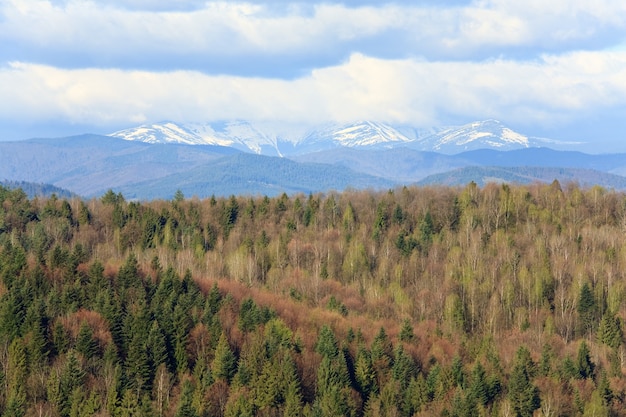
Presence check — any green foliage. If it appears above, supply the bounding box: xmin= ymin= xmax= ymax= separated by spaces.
xmin=174 ymin=380 xmax=198 ymax=417
xmin=597 ymin=313 xmax=623 ymax=349
xmin=221 ymin=195 xmax=239 ymax=238
xmin=5 ymin=185 xmax=626 ymax=417
xmin=399 ymin=318 xmax=415 ymax=342
xmin=576 ymin=340 xmax=595 ymax=380
xmin=75 ymin=321 xmax=99 ymax=358
xmin=508 ymin=347 xmax=540 ymax=417
xmin=577 ymin=282 xmax=597 ymax=337
xmin=391 ymin=344 xmax=417 ymax=389
xmin=316 ymin=325 xmax=340 ymax=359
xmin=372 ymin=201 xmax=389 ymax=242
xmin=327 ymin=295 xmax=348 ymax=316
xmin=354 ymin=347 xmax=377 ymax=399
xmin=212 ymin=332 xmax=236 ymax=382
xmin=238 ymin=298 xmax=274 ymax=332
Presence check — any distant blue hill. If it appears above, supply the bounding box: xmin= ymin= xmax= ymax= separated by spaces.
xmin=2 ymin=134 xmax=626 ymax=199
xmin=0 ymin=180 xmax=76 ymax=199
xmin=416 ymin=166 xmax=626 ymax=190
xmin=0 ymin=134 xmax=240 ymax=197
xmin=456 ymin=148 xmax=626 ymax=173
xmin=117 ymin=153 xmax=394 ymax=199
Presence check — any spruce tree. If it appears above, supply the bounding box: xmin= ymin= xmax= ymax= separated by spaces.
xmin=354 ymin=346 xmax=377 ymax=399
xmin=576 ymin=340 xmax=594 ymax=380
xmin=399 ymin=318 xmax=415 ymax=343
xmin=577 ymin=283 xmax=596 ymax=337
xmin=391 ymin=344 xmax=417 ymax=390
xmin=75 ymin=321 xmax=99 ymax=359
xmin=316 ymin=325 xmax=340 ymax=359
xmin=211 ymin=332 xmax=236 ymax=383
xmin=5 ymin=338 xmax=27 ymax=417
xmin=508 ymin=347 xmax=540 ymax=417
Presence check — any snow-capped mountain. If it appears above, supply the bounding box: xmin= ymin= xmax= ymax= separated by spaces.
xmin=110 ymin=121 xmax=305 ymax=156
xmin=110 ymin=122 xmax=210 ymax=145
xmin=304 ymin=121 xmax=412 ymax=148
xmin=412 ymin=119 xmax=534 ymax=153
xmin=109 ymin=119 xmax=556 ymax=156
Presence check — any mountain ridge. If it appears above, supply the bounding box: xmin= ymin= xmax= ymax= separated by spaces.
xmin=2 ymin=133 xmax=625 ymax=199
xmin=109 ymin=119 xmax=572 ymax=156
xmin=417 ymin=166 xmax=626 ymax=189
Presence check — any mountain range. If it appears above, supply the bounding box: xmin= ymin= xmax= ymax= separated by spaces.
xmin=109 ymin=119 xmax=577 ymax=156
xmin=1 ymin=119 xmax=624 ymax=199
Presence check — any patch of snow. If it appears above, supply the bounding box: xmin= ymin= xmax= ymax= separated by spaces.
xmin=501 ymin=128 xmax=528 ymax=145
xmin=109 ymin=118 xmax=544 ymax=155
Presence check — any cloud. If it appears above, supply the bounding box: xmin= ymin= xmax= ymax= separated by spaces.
xmin=2 ymin=0 xmax=626 ymax=142
xmin=2 ymin=0 xmax=626 ymax=77
xmin=3 ymin=50 xmax=626 ymax=134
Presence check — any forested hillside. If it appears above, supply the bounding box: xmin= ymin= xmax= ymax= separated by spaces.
xmin=1 ymin=182 xmax=626 ymax=416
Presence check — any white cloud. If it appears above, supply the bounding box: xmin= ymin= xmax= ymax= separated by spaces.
xmin=2 ymin=0 xmax=626 ymax=70
xmin=3 ymin=0 xmax=626 ymax=141
xmin=3 ymin=50 xmax=626 ymax=131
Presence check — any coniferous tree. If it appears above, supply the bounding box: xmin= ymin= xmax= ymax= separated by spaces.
xmin=597 ymin=313 xmax=623 ymax=349
xmin=402 ymin=375 xmax=429 ymax=416
xmin=316 ymin=325 xmax=340 ymax=359
xmin=450 ymin=355 xmax=465 ymax=388
xmin=508 ymin=347 xmax=540 ymax=417
xmin=75 ymin=321 xmax=99 ymax=359
xmin=371 ymin=327 xmax=393 ymax=386
xmin=212 ymin=332 xmax=236 ymax=383
xmin=576 ymin=340 xmax=594 ymax=380
xmin=5 ymin=338 xmax=27 ymax=417
xmin=538 ymin=343 xmax=553 ymax=377
xmin=469 ymin=362 xmax=489 ymax=407
xmin=354 ymin=346 xmax=377 ymax=399
xmin=391 ymin=344 xmax=417 ymax=390
xmin=398 ymin=319 xmax=415 ymax=343
xmin=577 ymin=282 xmax=597 ymax=337
xmin=117 ymin=388 xmax=143 ymax=417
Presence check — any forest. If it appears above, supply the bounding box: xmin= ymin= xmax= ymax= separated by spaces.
xmin=1 ymin=181 xmax=626 ymax=416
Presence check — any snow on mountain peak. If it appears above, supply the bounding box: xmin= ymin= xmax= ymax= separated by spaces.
xmin=109 ymin=119 xmax=539 ymax=156
xmin=304 ymin=121 xmax=412 ymax=148
xmin=420 ymin=119 xmax=531 ymax=153
xmin=110 ymin=122 xmax=209 ymax=145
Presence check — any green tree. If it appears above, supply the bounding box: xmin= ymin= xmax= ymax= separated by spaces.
xmin=450 ymin=355 xmax=465 ymax=388
xmin=402 ymin=375 xmax=428 ymax=416
xmin=75 ymin=321 xmax=99 ymax=359
xmin=597 ymin=371 xmax=613 ymax=406
xmin=538 ymin=343 xmax=553 ymax=377
xmin=582 ymin=390 xmax=609 ymax=417
xmin=399 ymin=318 xmax=414 ymax=342
xmin=371 ymin=327 xmax=393 ymax=386
xmin=221 ymin=196 xmax=239 ymax=239
xmin=254 ymin=349 xmax=302 ymax=415
xmin=354 ymin=346 xmax=377 ymax=399
xmin=391 ymin=344 xmax=417 ymax=390
xmin=316 ymin=325 xmax=340 ymax=359
xmin=597 ymin=313 xmax=623 ymax=349
xmin=577 ymin=282 xmax=596 ymax=337
xmin=175 ymin=380 xmax=199 ymax=417
xmin=576 ymin=340 xmax=594 ymax=380
xmin=5 ymin=338 xmax=28 ymax=417
xmin=469 ymin=362 xmax=489 ymax=407
xmin=372 ymin=202 xmax=388 ymax=242
xmin=508 ymin=347 xmax=540 ymax=417
xmin=212 ymin=332 xmax=236 ymax=383
xmin=312 ymin=383 xmax=356 ymax=417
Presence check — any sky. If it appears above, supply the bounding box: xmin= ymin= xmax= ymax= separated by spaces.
xmin=1 ymin=0 xmax=626 ymax=151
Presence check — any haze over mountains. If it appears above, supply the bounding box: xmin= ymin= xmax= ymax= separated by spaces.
xmin=1 ymin=119 xmax=625 ymax=200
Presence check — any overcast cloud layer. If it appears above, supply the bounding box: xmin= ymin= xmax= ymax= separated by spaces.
xmin=2 ymin=0 xmax=626 ymax=149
